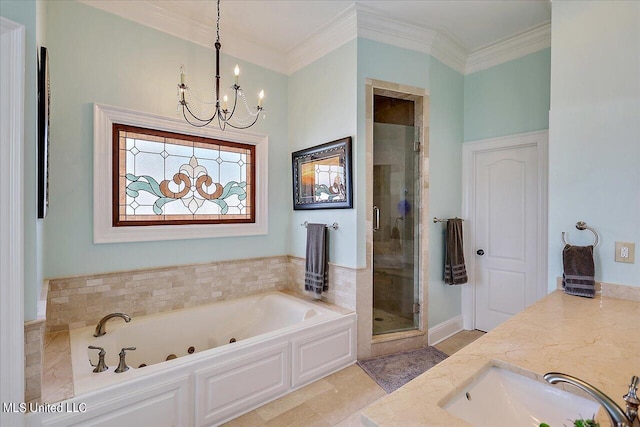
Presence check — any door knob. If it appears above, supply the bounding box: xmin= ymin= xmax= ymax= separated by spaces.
xmin=476 ymin=249 xmax=485 ymax=256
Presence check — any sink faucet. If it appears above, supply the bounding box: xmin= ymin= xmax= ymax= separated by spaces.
xmin=94 ymin=313 xmax=131 ymax=337
xmin=544 ymin=372 xmax=640 ymax=427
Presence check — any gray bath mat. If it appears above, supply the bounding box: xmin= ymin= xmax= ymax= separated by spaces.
xmin=357 ymin=347 xmax=448 ymax=393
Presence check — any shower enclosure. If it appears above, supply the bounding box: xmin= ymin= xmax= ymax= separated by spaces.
xmin=372 ymin=95 xmax=420 ymax=335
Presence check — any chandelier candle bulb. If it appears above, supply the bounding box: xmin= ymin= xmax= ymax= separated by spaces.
xmin=234 ymin=64 xmax=239 ymax=85
xmin=258 ymin=90 xmax=264 ymax=108
xmin=222 ymin=94 xmax=228 ymax=111
xmin=180 ymin=66 xmax=185 ymax=85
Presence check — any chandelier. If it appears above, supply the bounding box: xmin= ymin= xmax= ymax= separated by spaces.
xmin=177 ymin=0 xmax=264 ymax=130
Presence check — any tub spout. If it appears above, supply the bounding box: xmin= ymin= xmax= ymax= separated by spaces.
xmin=94 ymin=313 xmax=131 ymax=337
xmin=544 ymin=372 xmax=639 ymax=427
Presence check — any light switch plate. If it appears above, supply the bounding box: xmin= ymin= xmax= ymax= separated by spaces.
xmin=615 ymin=242 xmax=635 ymax=263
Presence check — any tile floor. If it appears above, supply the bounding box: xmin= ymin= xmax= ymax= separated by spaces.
xmin=223 ymin=330 xmax=485 ymax=426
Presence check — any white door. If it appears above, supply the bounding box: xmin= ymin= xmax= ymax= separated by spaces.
xmin=473 ymin=143 xmax=541 ymax=332
xmin=1 ymin=16 xmax=26 ymax=427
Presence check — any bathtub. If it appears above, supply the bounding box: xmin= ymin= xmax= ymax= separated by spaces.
xmin=42 ymin=292 xmax=356 ymax=427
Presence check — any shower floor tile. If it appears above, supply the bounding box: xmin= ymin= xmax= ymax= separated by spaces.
xmin=372 ymin=308 xmax=414 ymax=335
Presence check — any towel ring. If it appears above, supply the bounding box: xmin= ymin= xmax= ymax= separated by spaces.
xmin=562 ymin=221 xmax=599 ymax=247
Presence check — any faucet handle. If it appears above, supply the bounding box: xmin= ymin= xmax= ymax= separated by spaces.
xmin=115 ymin=347 xmax=136 ymax=373
xmin=624 ymin=375 xmax=640 ymax=403
xmin=88 ymin=346 xmax=108 ymax=373
xmin=623 ymin=375 xmax=639 ymax=424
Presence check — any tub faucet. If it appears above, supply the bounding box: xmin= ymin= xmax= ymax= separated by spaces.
xmin=544 ymin=372 xmax=640 ymax=427
xmin=94 ymin=313 xmax=131 ymax=337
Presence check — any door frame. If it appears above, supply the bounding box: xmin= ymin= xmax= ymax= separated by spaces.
xmin=461 ymin=130 xmax=548 ymax=330
xmin=0 ymin=16 xmax=26 ymax=426
xmin=363 ymin=79 xmax=430 ymax=356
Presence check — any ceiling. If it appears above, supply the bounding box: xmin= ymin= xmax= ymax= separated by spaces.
xmin=155 ymin=0 xmax=551 ymax=54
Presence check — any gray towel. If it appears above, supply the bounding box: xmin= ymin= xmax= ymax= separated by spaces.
xmin=562 ymin=244 xmax=596 ymax=298
xmin=444 ymin=218 xmax=468 ymax=285
xmin=304 ymin=223 xmax=328 ymax=298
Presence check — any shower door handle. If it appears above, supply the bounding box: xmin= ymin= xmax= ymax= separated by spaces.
xmin=373 ymin=206 xmax=380 ymax=232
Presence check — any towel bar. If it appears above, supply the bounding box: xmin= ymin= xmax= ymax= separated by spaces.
xmin=562 ymin=221 xmax=599 ymax=247
xmin=433 ymin=217 xmax=464 ymax=223
xmin=301 ymin=221 xmax=339 ymax=230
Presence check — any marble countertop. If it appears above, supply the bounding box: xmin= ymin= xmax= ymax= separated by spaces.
xmin=361 ymin=289 xmax=640 ymax=426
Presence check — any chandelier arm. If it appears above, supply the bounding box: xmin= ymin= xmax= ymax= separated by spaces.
xmin=182 ymin=106 xmax=216 ymax=128
xmin=221 ymin=110 xmax=262 ymax=130
xmin=224 ymin=87 xmax=239 ymax=120
xmin=184 ymin=102 xmax=216 ymax=123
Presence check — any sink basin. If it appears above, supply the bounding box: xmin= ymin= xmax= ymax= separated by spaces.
xmin=442 ymin=366 xmax=601 ymax=427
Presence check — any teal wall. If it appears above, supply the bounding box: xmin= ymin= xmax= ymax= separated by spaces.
xmin=0 ymin=0 xmax=42 ymax=321
xmin=427 ymin=57 xmax=465 ymax=325
xmin=288 ymin=40 xmax=358 ymax=266
xmin=356 ymin=38 xmax=430 ymax=270
xmin=464 ymin=48 xmax=551 ymax=142
xmin=357 ymin=39 xmax=465 ymax=325
xmin=44 ymin=1 xmax=289 ymax=279
xmin=549 ymin=1 xmax=639 ymax=288
xmin=6 ymin=0 xmax=556 ymax=323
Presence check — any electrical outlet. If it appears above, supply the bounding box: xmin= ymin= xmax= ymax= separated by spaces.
xmin=615 ymin=242 xmax=635 ymax=263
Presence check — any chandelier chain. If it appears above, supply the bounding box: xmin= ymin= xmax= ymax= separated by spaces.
xmin=216 ymin=0 xmax=220 ymax=43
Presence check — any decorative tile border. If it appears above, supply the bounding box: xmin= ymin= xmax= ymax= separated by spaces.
xmin=287 ymin=256 xmax=357 ymax=311
xmin=24 ymin=318 xmax=45 ymax=404
xmin=46 ymin=256 xmax=289 ymax=334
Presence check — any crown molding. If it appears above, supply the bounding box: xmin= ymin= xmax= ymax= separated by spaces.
xmin=431 ymin=31 xmax=468 ymax=74
xmin=78 ymin=0 xmax=289 ymax=75
xmin=355 ymin=4 xmax=437 ymax=55
xmin=465 ymin=21 xmax=551 ymax=74
xmin=79 ymin=0 xmax=550 ymax=77
xmin=355 ymin=4 xmax=468 ymax=74
xmin=286 ymin=4 xmax=358 ymax=75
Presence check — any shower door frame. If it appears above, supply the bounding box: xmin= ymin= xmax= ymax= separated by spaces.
xmin=365 ymin=79 xmax=430 ymax=352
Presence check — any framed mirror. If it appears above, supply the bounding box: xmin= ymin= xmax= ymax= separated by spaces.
xmin=38 ymin=46 xmax=50 ymax=219
xmin=292 ymin=137 xmax=352 ymax=210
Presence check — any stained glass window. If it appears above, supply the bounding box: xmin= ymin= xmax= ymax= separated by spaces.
xmin=113 ymin=124 xmax=254 ymax=226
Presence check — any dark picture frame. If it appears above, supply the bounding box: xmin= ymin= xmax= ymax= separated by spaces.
xmin=292 ymin=137 xmax=353 ymax=210
xmin=37 ymin=46 xmax=50 ymax=219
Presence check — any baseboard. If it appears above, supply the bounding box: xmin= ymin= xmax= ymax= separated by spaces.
xmin=428 ymin=315 xmax=464 ymax=346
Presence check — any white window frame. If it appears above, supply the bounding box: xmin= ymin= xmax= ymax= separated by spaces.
xmin=94 ymin=103 xmax=268 ymax=243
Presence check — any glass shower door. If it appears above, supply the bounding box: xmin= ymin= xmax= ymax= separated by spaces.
xmin=372 ymin=122 xmax=420 ymax=335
